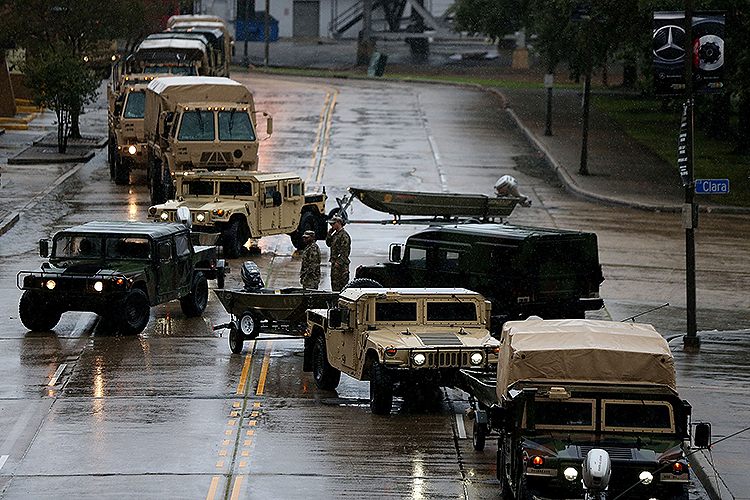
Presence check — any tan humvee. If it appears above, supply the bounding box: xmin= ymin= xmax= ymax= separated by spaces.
xmin=144 ymin=76 xmax=272 ymax=205
xmin=147 ymin=170 xmax=327 ymax=258
xmin=305 ymin=287 xmax=500 ymax=414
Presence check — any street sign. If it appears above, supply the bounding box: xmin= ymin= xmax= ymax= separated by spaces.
xmin=695 ymin=178 xmax=729 ymax=194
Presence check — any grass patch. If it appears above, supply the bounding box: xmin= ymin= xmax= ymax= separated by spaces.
xmin=592 ymin=93 xmax=750 ymax=207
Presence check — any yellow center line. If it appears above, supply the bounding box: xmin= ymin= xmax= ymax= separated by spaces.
xmin=256 ymin=341 xmax=274 ymax=395
xmin=205 ymin=476 xmax=220 ymax=500
xmin=230 ymin=476 xmax=244 ymax=500
xmin=236 ymin=349 xmax=253 ymax=395
xmin=314 ymin=89 xmax=338 ymax=192
xmin=306 ymin=91 xmax=331 ymax=186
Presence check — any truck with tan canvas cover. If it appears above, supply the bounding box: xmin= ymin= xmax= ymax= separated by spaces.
xmin=144 ymin=76 xmax=272 ymax=205
xmin=147 ymin=170 xmax=328 ymax=257
xmin=305 ymin=287 xmax=501 ymax=415
xmin=459 ymin=318 xmax=711 ymax=500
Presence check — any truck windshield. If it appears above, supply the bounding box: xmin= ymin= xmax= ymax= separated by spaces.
xmin=533 ymin=399 xmax=595 ymax=430
xmin=183 ymin=180 xmax=215 ymax=196
xmin=106 ymin=237 xmax=151 ymax=260
xmin=603 ymin=400 xmax=674 ymax=432
xmin=375 ymin=302 xmax=417 ymax=322
xmin=178 ymin=111 xmax=215 ymax=141
xmin=123 ymin=91 xmax=146 ymax=119
xmin=426 ymin=302 xmax=477 ymax=322
xmin=53 ymin=235 xmax=103 ymax=259
xmin=218 ymin=111 xmax=256 ymax=141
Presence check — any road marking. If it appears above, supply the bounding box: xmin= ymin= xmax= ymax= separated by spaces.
xmin=256 ymin=341 xmax=274 ymax=395
xmin=455 ymin=412 xmax=467 ymax=439
xmin=314 ymin=90 xmax=338 ymax=192
xmin=230 ymin=476 xmax=244 ymax=500
xmin=306 ymin=91 xmax=331 ymax=186
xmin=0 ymin=455 xmax=8 ymax=471
xmin=48 ymin=363 xmax=67 ymax=386
xmin=205 ymin=476 xmax=220 ymax=500
xmin=236 ymin=350 xmax=253 ymax=395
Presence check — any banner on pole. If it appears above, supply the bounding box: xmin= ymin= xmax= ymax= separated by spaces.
xmin=653 ymin=11 xmax=725 ymax=95
xmin=677 ymin=101 xmax=691 ymax=186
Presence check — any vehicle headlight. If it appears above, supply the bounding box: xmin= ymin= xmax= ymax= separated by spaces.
xmin=196 ymin=213 xmax=206 ymax=222
xmin=563 ymin=467 xmax=578 ymax=481
xmin=470 ymin=352 xmax=483 ymax=365
xmin=413 ymin=353 xmax=426 ymax=366
xmin=93 ymin=281 xmax=104 ymax=292
xmin=45 ymin=280 xmax=56 ymax=290
xmin=639 ymin=471 xmax=653 ymax=485
xmin=160 ymin=212 xmax=169 ymax=221
xmin=127 ymin=144 xmax=137 ymax=155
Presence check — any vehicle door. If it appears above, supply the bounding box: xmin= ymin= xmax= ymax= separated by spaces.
xmin=279 ymin=179 xmax=303 ymax=232
xmin=433 ymin=244 xmax=471 ymax=288
xmin=327 ymin=304 xmax=357 ymax=373
xmin=174 ymin=232 xmax=193 ymax=294
xmin=259 ymin=180 xmax=282 ymax=232
xmin=402 ymin=244 xmax=428 ymax=286
xmin=156 ymin=237 xmax=179 ymax=301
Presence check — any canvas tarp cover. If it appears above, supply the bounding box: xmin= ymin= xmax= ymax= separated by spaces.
xmin=147 ymin=77 xmax=254 ymax=106
xmin=496 ymin=319 xmax=676 ymax=400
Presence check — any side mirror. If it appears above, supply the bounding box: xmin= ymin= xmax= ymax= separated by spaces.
xmin=265 ymin=113 xmax=273 ymax=135
xmin=39 ymin=239 xmax=50 ymax=258
xmin=328 ymin=308 xmax=342 ymax=329
xmin=694 ymin=422 xmax=712 ymax=449
xmin=389 ymin=243 xmax=403 ymax=263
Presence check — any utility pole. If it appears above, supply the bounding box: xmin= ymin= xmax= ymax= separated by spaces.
xmin=264 ymin=0 xmax=270 ymax=66
xmin=683 ymin=0 xmax=699 ymax=348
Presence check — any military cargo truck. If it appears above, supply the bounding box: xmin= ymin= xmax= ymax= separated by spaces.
xmin=16 ymin=221 xmax=226 ymax=335
xmin=107 ymin=77 xmax=153 ymax=185
xmin=144 ymin=76 xmax=272 ymax=205
xmin=147 ymin=170 xmax=328 ymax=257
xmin=459 ymin=318 xmax=710 ymax=500
xmin=355 ymin=223 xmax=604 ymax=322
xmin=305 ymin=287 xmax=500 ymax=415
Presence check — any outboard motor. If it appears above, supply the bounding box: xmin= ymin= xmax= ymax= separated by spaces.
xmin=583 ymin=448 xmax=611 ymax=500
xmin=241 ymin=261 xmax=265 ymax=291
xmin=494 ymin=175 xmax=532 ymax=207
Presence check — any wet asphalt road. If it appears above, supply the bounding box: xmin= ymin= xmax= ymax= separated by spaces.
xmin=1 ymin=72 xmax=747 ymax=498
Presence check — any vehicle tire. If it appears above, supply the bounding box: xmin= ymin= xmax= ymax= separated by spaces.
xmin=180 ymin=272 xmax=209 ymax=317
xmin=107 ymin=136 xmax=117 ymax=180
xmin=229 ymin=322 xmax=244 ymax=354
xmin=222 ymin=219 xmax=248 ymax=259
xmin=114 ymin=158 xmax=129 ymax=185
xmin=327 ymin=207 xmax=348 ymax=226
xmin=341 ymin=278 xmax=382 ymax=291
xmin=289 ymin=211 xmax=316 ymax=249
xmin=312 ymin=335 xmax=341 ymax=390
xmin=239 ymin=310 xmax=260 ymax=339
xmin=472 ymin=421 xmax=487 ymax=451
xmin=118 ymin=288 xmax=151 ymax=335
xmin=19 ymin=290 xmax=61 ymax=331
xmin=163 ymin=167 xmax=174 ymax=200
xmin=370 ymin=361 xmax=393 ymax=415
xmin=666 ymin=485 xmax=689 ymax=500
xmin=216 ymin=267 xmax=225 ymax=289
xmin=517 ymin=475 xmax=538 ymax=500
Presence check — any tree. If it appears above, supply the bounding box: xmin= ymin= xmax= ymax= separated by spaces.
xmin=448 ymin=0 xmax=527 ymax=41
xmin=22 ymin=43 xmax=100 ymax=153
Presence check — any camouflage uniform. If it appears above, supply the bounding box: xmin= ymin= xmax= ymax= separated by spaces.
xmin=300 ymin=240 xmax=321 ymax=289
xmin=326 ymin=227 xmax=351 ymax=291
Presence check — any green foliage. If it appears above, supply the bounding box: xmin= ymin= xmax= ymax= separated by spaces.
xmin=22 ymin=43 xmax=100 ymax=153
xmin=448 ymin=0 xmax=527 ymax=40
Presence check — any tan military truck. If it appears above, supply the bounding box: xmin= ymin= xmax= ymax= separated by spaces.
xmin=305 ymin=287 xmax=501 ymax=415
xmin=147 ymin=170 xmax=328 ymax=257
xmin=144 ymin=76 xmax=272 ymax=205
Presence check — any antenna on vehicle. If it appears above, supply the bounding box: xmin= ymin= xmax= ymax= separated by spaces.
xmin=620 ymin=303 xmax=669 ymax=322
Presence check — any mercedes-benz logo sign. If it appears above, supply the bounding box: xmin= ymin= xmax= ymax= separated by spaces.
xmin=653 ymin=25 xmax=685 ymax=62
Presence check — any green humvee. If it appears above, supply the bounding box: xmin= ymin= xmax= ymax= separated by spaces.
xmin=305 ymin=287 xmax=500 ymax=415
xmin=17 ymin=221 xmax=226 ymax=335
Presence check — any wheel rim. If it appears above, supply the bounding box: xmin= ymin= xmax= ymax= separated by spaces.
xmin=240 ymin=314 xmax=256 ymax=336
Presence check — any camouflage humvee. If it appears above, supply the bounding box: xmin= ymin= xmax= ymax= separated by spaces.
xmin=17 ymin=221 xmax=226 ymax=335
xmin=305 ymin=287 xmax=500 ymax=415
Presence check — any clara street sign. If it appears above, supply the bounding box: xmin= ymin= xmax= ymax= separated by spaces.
xmin=695 ymin=178 xmax=729 ymax=194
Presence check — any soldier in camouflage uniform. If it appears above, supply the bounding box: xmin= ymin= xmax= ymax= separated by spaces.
xmin=325 ymin=216 xmax=351 ymax=291
xmin=300 ymin=230 xmax=321 ymax=289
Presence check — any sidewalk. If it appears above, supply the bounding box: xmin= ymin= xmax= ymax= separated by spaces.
xmin=1 ymin=40 xmax=747 ymax=498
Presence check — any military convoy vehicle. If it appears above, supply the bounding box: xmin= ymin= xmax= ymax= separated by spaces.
xmin=16 ymin=220 xmax=226 ymax=335
xmin=355 ymin=223 xmax=604 ymax=322
xmin=144 ymin=76 xmax=272 ymax=205
xmin=460 ymin=318 xmax=711 ymax=500
xmin=304 ymin=287 xmax=501 ymax=415
xmin=107 ymin=77 xmax=153 ymax=184
xmin=147 ymin=170 xmax=328 ymax=257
